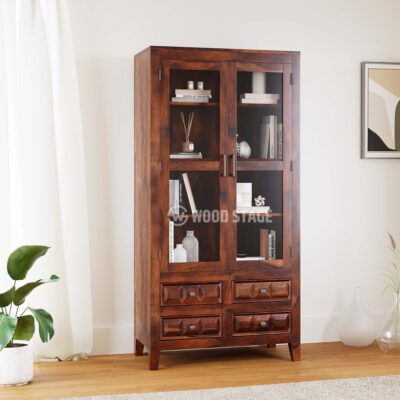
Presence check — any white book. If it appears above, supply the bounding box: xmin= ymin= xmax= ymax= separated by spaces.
xmin=170 ymin=152 xmax=203 ymax=159
xmin=236 ymin=206 xmax=271 ymax=214
xmin=171 ymin=97 xmax=210 ymax=103
xmin=175 ymin=89 xmax=212 ymax=97
xmin=169 ymin=221 xmax=174 ymax=263
xmin=182 ymin=173 xmax=197 ymax=214
xmin=241 ymin=98 xmax=278 ymax=104
xmin=278 ymin=123 xmax=283 ymax=159
xmin=240 ymin=93 xmax=280 ymax=100
xmin=173 ymin=180 xmax=180 ymax=213
xmin=269 ymin=117 xmax=275 ymax=159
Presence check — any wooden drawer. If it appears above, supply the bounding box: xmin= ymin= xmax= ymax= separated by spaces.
xmin=232 ymin=280 xmax=291 ymax=302
xmin=232 ymin=312 xmax=291 ymax=336
xmin=161 ymin=282 xmax=222 ymax=306
xmin=161 ymin=316 xmax=222 ymax=340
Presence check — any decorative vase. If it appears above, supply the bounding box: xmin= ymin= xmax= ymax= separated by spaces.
xmin=377 ymin=291 xmax=400 ymax=352
xmin=173 ymin=244 xmax=187 ymax=263
xmin=182 ymin=141 xmax=194 ymax=153
xmin=338 ymin=286 xmax=376 ymax=347
xmin=0 ymin=343 xmax=33 ymax=386
xmin=182 ymin=231 xmax=199 ymax=262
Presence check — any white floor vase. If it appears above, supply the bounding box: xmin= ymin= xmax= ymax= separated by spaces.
xmin=0 ymin=343 xmax=34 ymax=386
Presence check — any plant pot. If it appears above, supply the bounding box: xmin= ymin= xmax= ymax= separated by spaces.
xmin=0 ymin=343 xmax=33 ymax=386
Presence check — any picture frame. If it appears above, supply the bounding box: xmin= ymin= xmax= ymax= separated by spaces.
xmin=362 ymin=62 xmax=400 ymax=158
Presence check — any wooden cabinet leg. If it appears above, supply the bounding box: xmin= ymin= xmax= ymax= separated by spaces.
xmin=135 ymin=339 xmax=144 ymax=356
xmin=149 ymin=351 xmax=160 ymax=370
xmin=288 ymin=342 xmax=301 ymax=361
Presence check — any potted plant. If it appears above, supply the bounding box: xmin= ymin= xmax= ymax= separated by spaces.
xmin=0 ymin=245 xmax=59 ymax=386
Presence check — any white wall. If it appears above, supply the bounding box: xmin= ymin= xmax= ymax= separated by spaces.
xmin=68 ymin=0 xmax=400 ymax=354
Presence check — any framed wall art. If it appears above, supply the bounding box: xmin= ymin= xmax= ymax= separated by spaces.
xmin=362 ymin=62 xmax=400 ymax=158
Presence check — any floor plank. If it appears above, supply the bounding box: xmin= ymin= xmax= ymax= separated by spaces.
xmin=2 ymin=342 xmax=400 ymax=399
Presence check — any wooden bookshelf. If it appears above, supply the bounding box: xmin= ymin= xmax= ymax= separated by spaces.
xmin=134 ymin=46 xmax=300 ymax=370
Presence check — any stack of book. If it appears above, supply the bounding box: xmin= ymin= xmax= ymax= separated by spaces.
xmin=260 ymin=115 xmax=283 ymax=159
xmin=171 ymin=89 xmax=212 ymax=103
xmin=260 ymin=228 xmax=277 ymax=260
xmin=240 ymin=93 xmax=279 ymax=104
xmin=169 ymin=173 xmax=197 ymax=215
xmin=170 ymin=152 xmax=203 ymax=159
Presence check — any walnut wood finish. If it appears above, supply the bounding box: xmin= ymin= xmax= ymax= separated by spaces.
xmin=134 ymin=46 xmax=300 ymax=370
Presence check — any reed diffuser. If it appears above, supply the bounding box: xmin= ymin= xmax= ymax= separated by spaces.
xmin=180 ymin=111 xmax=194 ymax=153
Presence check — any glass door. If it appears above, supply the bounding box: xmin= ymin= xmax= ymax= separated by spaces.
xmin=228 ymin=62 xmax=293 ymax=270
xmin=159 ymin=60 xmax=228 ymax=273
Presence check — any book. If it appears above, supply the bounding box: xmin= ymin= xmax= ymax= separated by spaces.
xmin=260 ymin=229 xmax=269 ymax=258
xmin=182 ymin=173 xmax=197 ymax=214
xmin=169 ymin=221 xmax=174 ymax=263
xmin=170 ymin=152 xmax=203 ymax=159
xmin=171 ymin=97 xmax=210 ymax=103
xmin=236 ymin=206 xmax=271 ymax=214
xmin=260 ymin=118 xmax=270 ymax=159
xmin=269 ymin=116 xmax=276 ymax=159
xmin=240 ymin=93 xmax=280 ymax=101
xmin=240 ymin=98 xmax=278 ymax=104
xmin=175 ymin=89 xmax=212 ymax=98
xmin=278 ymin=123 xmax=283 ymax=159
xmin=236 ymin=256 xmax=266 ymax=261
xmin=169 ymin=179 xmax=180 ymax=215
xmin=269 ymin=230 xmax=276 ymax=260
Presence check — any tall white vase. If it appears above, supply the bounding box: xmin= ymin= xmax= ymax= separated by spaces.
xmin=0 ymin=343 xmax=33 ymax=386
xmin=339 ymin=286 xmax=376 ymax=347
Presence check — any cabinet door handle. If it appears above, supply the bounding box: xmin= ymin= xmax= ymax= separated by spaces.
xmin=232 ymin=154 xmax=237 ymax=177
xmin=223 ymin=154 xmax=228 ymax=177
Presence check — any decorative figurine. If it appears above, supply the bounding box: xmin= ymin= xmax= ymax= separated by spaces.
xmin=254 ymin=195 xmax=266 ymax=206
xmin=180 ymin=111 xmax=195 ymax=153
xmin=236 ymin=134 xmax=251 ymax=158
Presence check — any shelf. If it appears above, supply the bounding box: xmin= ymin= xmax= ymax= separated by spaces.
xmin=237 ymin=159 xmax=283 ymax=171
xmin=235 ymin=259 xmax=284 ymax=268
xmin=238 ymin=103 xmax=280 ymax=109
xmin=169 ymin=159 xmax=220 ymax=171
xmin=170 ymin=101 xmax=219 ymax=107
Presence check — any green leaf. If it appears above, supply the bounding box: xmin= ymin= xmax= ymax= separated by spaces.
xmin=0 ymin=286 xmax=15 ymax=308
xmin=13 ymin=315 xmax=35 ymax=341
xmin=13 ymin=275 xmax=60 ymax=306
xmin=29 ymin=308 xmax=54 ymax=343
xmin=7 ymin=245 xmax=50 ymax=280
xmin=0 ymin=313 xmax=17 ymax=349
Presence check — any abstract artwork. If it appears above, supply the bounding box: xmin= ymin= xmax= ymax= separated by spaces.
xmin=362 ymin=62 xmax=400 ymax=158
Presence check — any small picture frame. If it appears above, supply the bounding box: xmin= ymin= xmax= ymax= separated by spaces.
xmin=362 ymin=62 xmax=400 ymax=158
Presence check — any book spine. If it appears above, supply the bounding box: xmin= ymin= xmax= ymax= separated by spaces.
xmin=169 ymin=221 xmax=174 ymax=263
xmin=173 ymin=180 xmax=179 ymax=214
xmin=269 ymin=117 xmax=275 ymax=159
xmin=270 ymin=230 xmax=276 ymax=260
xmin=278 ymin=123 xmax=283 ymax=159
xmin=182 ymin=173 xmax=197 ymax=213
xmin=274 ymin=117 xmax=278 ymax=159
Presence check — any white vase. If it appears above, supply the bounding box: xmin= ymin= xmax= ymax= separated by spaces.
xmin=0 ymin=343 xmax=34 ymax=386
xmin=339 ymin=286 xmax=376 ymax=347
xmin=173 ymin=244 xmax=187 ymax=263
xmin=182 ymin=231 xmax=199 ymax=262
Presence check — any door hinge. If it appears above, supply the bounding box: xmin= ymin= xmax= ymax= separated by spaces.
xmin=158 ymin=249 xmax=161 ymax=261
xmin=290 ymin=73 xmax=294 ymax=85
xmin=158 ymin=67 xmax=162 ymax=81
xmin=290 ymin=160 xmax=293 ymax=171
xmin=158 ymin=160 xmax=162 ymax=172
xmin=290 ymin=246 xmax=293 ymax=257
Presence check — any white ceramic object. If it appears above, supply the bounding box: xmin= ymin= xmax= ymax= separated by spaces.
xmin=182 ymin=231 xmax=199 ymax=262
xmin=0 ymin=343 xmax=34 ymax=386
xmin=339 ymin=286 xmax=376 ymax=347
xmin=252 ymin=72 xmax=266 ymax=93
xmin=173 ymin=244 xmax=187 ymax=263
xmin=238 ymin=141 xmax=251 ymax=158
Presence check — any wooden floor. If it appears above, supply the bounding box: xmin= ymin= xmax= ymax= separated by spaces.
xmin=2 ymin=342 xmax=400 ymax=399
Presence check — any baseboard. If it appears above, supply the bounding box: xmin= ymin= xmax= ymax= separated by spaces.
xmin=92 ymin=325 xmax=134 ymax=355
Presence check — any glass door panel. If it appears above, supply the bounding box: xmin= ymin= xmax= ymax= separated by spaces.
xmin=160 ymin=61 xmax=226 ymax=272
xmin=231 ymin=63 xmax=290 ymax=270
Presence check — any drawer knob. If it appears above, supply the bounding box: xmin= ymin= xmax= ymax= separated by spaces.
xmin=189 ymin=291 xmax=196 ymax=297
xmin=260 ymin=321 xmax=267 ymax=328
xmin=189 ymin=324 xmax=196 ymax=331
xmin=259 ymin=288 xmax=267 ymax=295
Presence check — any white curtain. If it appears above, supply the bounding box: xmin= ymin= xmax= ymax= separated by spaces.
xmin=0 ymin=0 xmax=93 ymax=359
